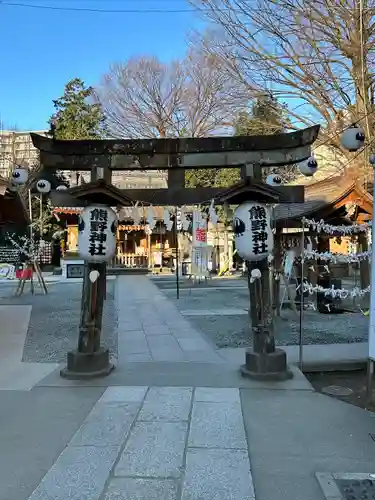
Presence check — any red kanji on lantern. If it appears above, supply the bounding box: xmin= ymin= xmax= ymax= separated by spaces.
xmin=195 ymin=228 xmax=206 ymax=242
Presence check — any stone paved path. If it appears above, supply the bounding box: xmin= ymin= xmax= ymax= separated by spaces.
xmin=116 ymin=276 xmax=224 ymax=363
xmin=27 ymin=386 xmax=255 ymax=500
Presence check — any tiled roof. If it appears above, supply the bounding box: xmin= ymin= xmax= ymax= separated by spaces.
xmin=53 ymin=206 xmax=167 ymax=221
xmin=275 ymin=174 xmax=370 ymax=221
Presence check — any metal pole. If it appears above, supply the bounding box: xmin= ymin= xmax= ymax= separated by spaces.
xmin=40 ymin=193 xmax=43 ymax=237
xmin=175 ymin=208 xmax=180 ymax=300
xmin=366 ymin=165 xmax=375 ymax=399
xmin=299 ymin=226 xmax=305 ymax=371
xmin=28 ymin=189 xmax=33 ymax=241
xmin=366 ymin=359 xmax=374 ymax=402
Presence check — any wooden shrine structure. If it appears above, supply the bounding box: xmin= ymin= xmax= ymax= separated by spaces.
xmin=275 ymin=173 xmax=373 ymax=289
xmin=31 ymin=125 xmax=320 ymax=380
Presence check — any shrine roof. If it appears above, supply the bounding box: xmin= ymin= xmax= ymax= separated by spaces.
xmin=64 ymin=179 xmax=134 ymax=206
xmin=274 ymin=174 xmax=372 ymax=222
xmin=52 ymin=205 xmax=166 ymax=221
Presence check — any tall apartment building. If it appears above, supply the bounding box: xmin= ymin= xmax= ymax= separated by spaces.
xmin=0 ymin=129 xmax=48 ymax=178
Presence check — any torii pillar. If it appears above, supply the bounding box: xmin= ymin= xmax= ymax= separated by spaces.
xmin=218 ymin=176 xmax=291 ymax=379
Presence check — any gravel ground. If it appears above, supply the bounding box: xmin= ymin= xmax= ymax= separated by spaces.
xmin=0 ymin=281 xmax=117 ymax=363
xmin=152 ymin=277 xmax=369 ymax=348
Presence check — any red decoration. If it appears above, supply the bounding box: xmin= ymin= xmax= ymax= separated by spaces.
xmin=16 ymin=268 xmax=33 ymax=280
xmin=195 ymin=228 xmax=206 ymax=243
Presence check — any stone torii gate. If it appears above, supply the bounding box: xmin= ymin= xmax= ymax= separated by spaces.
xmin=31 ymin=126 xmax=319 ymax=380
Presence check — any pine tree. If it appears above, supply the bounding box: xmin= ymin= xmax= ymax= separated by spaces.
xmin=49 ymin=78 xmax=106 ymax=140
xmin=235 ymin=94 xmax=288 ymax=136
xmin=234 ymin=95 xmax=296 ymax=182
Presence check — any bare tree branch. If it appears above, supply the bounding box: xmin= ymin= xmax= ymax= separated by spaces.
xmin=95 ymin=52 xmax=244 ymax=138
xmin=189 ymin=0 xmax=375 ymax=179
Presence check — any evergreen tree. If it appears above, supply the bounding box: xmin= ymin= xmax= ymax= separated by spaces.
xmin=234 ymin=95 xmax=297 ymax=182
xmin=49 ymin=78 xmax=106 ymax=139
xmin=38 ymin=78 xmax=107 ymax=189
xmin=235 ymin=95 xmax=287 ymax=136
xmin=29 ymin=78 xmax=107 ymax=239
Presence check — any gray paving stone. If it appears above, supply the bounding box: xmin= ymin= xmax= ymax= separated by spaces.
xmin=189 ymin=401 xmax=247 ymax=449
xmin=28 ymin=445 xmax=120 ymax=500
xmin=104 ymin=478 xmax=178 ymax=500
xmin=69 ymin=403 xmax=140 ymax=446
xmin=144 ymin=325 xmax=171 ymax=336
xmin=194 ymin=388 xmax=241 ymax=403
xmin=99 ymin=386 xmax=148 ymax=403
xmin=115 ymin=421 xmax=188 ymax=478
xmin=181 ymin=308 xmax=247 ymax=316
xmin=118 ymin=337 xmax=149 ymax=355
xmin=150 ymin=347 xmax=187 ymax=362
xmin=117 ymin=307 xmax=139 ymax=317
xmin=184 ymin=350 xmax=223 ymax=363
xmin=120 ymin=352 xmax=153 ymax=362
xmin=164 ymin=318 xmax=189 ymax=327
xmin=146 ymin=387 xmax=193 ymax=403
xmin=177 ymin=338 xmax=213 ymax=351
xmin=148 ymin=335 xmax=182 ymax=350
xmin=117 ymin=320 xmax=143 ymax=331
xmin=156 ymin=306 xmax=177 ymax=314
xmin=141 ymin=316 xmax=165 ymax=326
xmin=117 ymin=330 xmax=147 ymax=339
xmin=182 ymin=448 xmax=255 ymax=500
xmin=138 ymin=402 xmax=191 ymax=421
xmin=138 ymin=387 xmax=192 ymax=421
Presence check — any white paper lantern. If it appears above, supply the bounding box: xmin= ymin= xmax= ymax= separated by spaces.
xmin=340 ymin=125 xmax=365 ymax=152
xmin=36 ymin=179 xmax=51 ymax=193
xmin=233 ymin=202 xmax=273 ymax=261
xmin=78 ymin=204 xmax=118 ymax=262
xmin=266 ymin=174 xmax=282 ymax=186
xmin=298 ymin=156 xmax=318 ymax=177
xmin=56 ymin=185 xmax=68 ymax=191
xmin=11 ymin=166 xmax=28 ymax=185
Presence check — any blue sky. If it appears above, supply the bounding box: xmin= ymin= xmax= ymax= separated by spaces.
xmin=0 ymin=0 xmax=204 ymax=131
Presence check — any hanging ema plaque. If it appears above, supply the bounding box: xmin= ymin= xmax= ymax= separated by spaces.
xmin=233 ymin=202 xmax=273 ymax=261
xmin=78 ymin=205 xmax=118 ymax=262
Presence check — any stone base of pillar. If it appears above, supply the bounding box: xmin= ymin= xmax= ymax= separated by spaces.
xmin=240 ymin=348 xmax=293 ymax=381
xmin=60 ymin=348 xmax=115 ymax=380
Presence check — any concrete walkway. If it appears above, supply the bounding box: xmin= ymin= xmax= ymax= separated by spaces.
xmin=116 ymin=276 xmax=223 ymax=363
xmin=241 ymin=387 xmax=375 ymax=500
xmin=0 ymin=305 xmax=58 ymax=390
xmin=26 ymin=386 xmax=255 ymax=500
xmin=221 ymin=342 xmax=369 ymax=371
xmin=1 ymin=275 xmax=375 ymax=500
xmin=5 ymin=381 xmax=375 ymax=500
